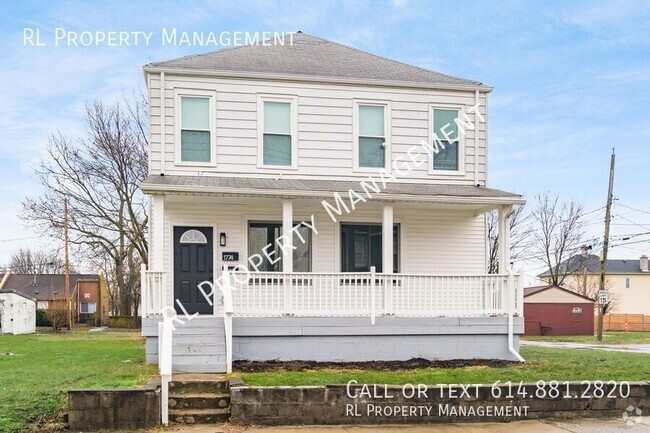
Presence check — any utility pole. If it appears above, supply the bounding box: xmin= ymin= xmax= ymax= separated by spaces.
xmin=64 ymin=198 xmax=72 ymax=331
xmin=597 ymin=149 xmax=615 ymax=341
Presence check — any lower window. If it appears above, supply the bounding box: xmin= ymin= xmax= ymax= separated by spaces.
xmin=248 ymin=222 xmax=312 ymax=272
xmin=80 ymin=302 xmax=96 ymax=314
xmin=341 ymin=223 xmax=399 ymax=272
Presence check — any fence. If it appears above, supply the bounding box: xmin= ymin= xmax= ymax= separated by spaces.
xmin=596 ymin=314 xmax=650 ymax=331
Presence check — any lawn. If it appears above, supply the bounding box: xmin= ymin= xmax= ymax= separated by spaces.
xmin=0 ymin=331 xmax=157 ymax=432
xmin=235 ymin=346 xmax=650 ymax=386
xmin=522 ymin=331 xmax=650 ymax=345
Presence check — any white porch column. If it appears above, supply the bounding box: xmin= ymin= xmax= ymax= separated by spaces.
xmin=151 ymin=195 xmax=165 ymax=270
xmin=498 ymin=205 xmax=513 ymax=273
xmin=382 ymin=204 xmax=393 ymax=274
xmin=282 ymin=199 xmax=293 ymax=273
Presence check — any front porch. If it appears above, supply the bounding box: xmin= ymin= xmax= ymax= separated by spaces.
xmin=139 ymin=176 xmax=525 ymax=372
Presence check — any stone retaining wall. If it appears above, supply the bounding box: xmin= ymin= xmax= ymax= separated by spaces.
xmin=231 ymin=381 xmax=650 ymax=425
xmin=67 ymin=380 xmax=160 ymax=430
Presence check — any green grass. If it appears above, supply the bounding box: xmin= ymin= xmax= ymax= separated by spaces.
xmin=235 ymin=346 xmax=650 ymax=386
xmin=522 ymin=331 xmax=650 ymax=345
xmin=0 ymin=331 xmax=157 ymax=432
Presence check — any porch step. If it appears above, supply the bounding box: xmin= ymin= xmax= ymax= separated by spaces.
xmin=169 ymin=408 xmax=230 ymax=424
xmin=169 ymin=393 xmax=230 ymax=410
xmin=168 ymin=374 xmax=230 ymax=424
xmin=169 ymin=373 xmax=228 ymax=394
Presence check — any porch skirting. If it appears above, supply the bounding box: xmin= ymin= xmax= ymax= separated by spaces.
xmin=142 ymin=316 xmax=524 ymax=372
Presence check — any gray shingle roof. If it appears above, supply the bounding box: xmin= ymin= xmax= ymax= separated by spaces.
xmin=141 ymin=175 xmax=522 ymax=202
xmin=0 ymin=289 xmax=37 ymax=302
xmin=147 ymin=32 xmax=486 ymax=88
xmin=2 ymin=274 xmax=99 ymax=301
xmin=538 ymin=254 xmax=650 ymax=276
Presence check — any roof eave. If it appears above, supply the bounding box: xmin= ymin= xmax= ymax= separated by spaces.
xmin=140 ymin=182 xmax=524 ymax=205
xmin=142 ymin=65 xmax=493 ymax=93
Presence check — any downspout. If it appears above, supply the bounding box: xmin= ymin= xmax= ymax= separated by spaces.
xmin=159 ymin=72 xmax=166 ymax=176
xmin=504 ymin=206 xmax=524 ymax=362
xmin=474 ymin=89 xmax=480 ymax=186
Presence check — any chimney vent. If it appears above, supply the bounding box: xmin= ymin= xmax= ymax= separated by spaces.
xmin=641 ymin=255 xmax=649 ymax=272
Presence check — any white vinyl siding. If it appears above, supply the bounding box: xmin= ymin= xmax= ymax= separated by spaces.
xmin=148 ymin=74 xmax=487 ymax=184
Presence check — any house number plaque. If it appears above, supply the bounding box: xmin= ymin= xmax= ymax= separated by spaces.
xmin=222 ymin=252 xmax=239 ymax=262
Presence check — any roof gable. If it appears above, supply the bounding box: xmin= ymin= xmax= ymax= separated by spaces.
xmin=524 ymin=284 xmax=594 ymax=302
xmin=147 ymin=32 xmax=486 ymax=88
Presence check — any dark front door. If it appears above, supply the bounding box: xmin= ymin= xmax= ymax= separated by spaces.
xmin=174 ymin=226 xmax=213 ymax=315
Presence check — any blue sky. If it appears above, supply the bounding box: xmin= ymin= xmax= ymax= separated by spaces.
xmin=0 ymin=0 xmax=649 ymax=267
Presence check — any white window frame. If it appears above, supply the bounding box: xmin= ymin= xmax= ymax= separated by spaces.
xmin=428 ymin=103 xmax=466 ymax=176
xmin=257 ymin=94 xmax=298 ymax=169
xmin=80 ymin=302 xmax=96 ymax=314
xmin=174 ymin=88 xmax=217 ymax=167
xmin=353 ymin=100 xmax=391 ymax=172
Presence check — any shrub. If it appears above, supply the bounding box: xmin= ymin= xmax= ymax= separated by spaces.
xmin=35 ymin=309 xmax=51 ymax=327
xmin=44 ymin=308 xmax=68 ymax=332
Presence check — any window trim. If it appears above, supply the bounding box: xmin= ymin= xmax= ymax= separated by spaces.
xmin=428 ymin=103 xmax=466 ymax=176
xmin=353 ymin=99 xmax=391 ymax=172
xmin=257 ymin=94 xmax=299 ymax=170
xmin=246 ymin=219 xmax=313 ymax=272
xmin=80 ymin=301 xmax=97 ymax=314
xmin=174 ymin=88 xmax=217 ymax=167
xmin=625 ymin=277 xmax=630 ymax=288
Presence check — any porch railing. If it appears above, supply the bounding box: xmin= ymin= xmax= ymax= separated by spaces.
xmin=140 ymin=265 xmax=166 ymax=317
xmin=228 ymin=270 xmax=522 ymax=318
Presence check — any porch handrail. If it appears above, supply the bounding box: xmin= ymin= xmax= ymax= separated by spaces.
xmin=220 ymin=266 xmax=234 ymax=374
xmin=229 ymin=271 xmax=521 ymax=319
xmin=158 ymin=316 xmax=173 ymax=425
xmin=141 ymin=266 xmax=166 ymax=317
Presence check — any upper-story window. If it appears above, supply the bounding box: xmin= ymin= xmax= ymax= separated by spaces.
xmin=175 ymin=90 xmax=216 ymax=165
xmin=355 ymin=101 xmax=390 ymax=170
xmin=258 ymin=96 xmax=297 ymax=168
xmin=625 ymin=277 xmax=630 ymax=288
xmin=430 ymin=107 xmax=465 ymax=174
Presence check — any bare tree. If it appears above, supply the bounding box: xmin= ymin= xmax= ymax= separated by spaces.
xmin=530 ymin=193 xmax=585 ymax=286
xmin=487 ymin=206 xmax=530 ymax=274
xmin=7 ymin=247 xmax=72 ymax=274
xmin=22 ymin=98 xmax=148 ymax=316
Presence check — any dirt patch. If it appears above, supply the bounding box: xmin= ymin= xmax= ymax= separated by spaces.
xmin=233 ymin=358 xmax=515 ymax=372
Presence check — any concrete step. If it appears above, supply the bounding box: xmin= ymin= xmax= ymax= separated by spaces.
xmin=169 ymin=374 xmax=228 ymax=394
xmin=169 ymin=392 xmax=230 ymax=410
xmin=169 ymin=408 xmax=230 ymax=424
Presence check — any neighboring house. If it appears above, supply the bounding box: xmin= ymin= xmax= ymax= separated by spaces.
xmin=0 ymin=272 xmax=109 ymax=325
xmin=523 ymin=285 xmax=594 ymax=336
xmin=0 ymin=288 xmax=36 ymax=335
xmin=539 ymin=247 xmax=650 ymax=315
xmin=140 ymin=32 xmax=525 ymax=373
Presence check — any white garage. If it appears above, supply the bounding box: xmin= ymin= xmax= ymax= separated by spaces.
xmin=0 ymin=289 xmax=36 ymax=335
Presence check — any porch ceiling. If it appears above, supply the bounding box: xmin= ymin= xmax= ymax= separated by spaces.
xmin=141 ymin=175 xmax=524 ymax=206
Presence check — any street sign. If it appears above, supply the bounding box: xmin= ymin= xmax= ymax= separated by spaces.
xmin=598 ymin=290 xmax=609 ymax=305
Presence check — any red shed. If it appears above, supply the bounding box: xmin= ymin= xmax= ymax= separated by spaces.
xmin=524 ymin=285 xmax=595 ymax=336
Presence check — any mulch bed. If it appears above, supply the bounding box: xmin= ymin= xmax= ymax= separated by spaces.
xmin=233 ymin=358 xmax=515 ymax=372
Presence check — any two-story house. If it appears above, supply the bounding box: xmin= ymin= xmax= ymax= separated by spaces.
xmin=540 ymin=248 xmax=650 ymax=315
xmin=140 ymin=32 xmax=525 ymax=374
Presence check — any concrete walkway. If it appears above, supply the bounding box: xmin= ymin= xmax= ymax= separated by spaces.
xmin=136 ymin=418 xmax=650 ymax=433
xmin=520 ymin=339 xmax=650 ymax=354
